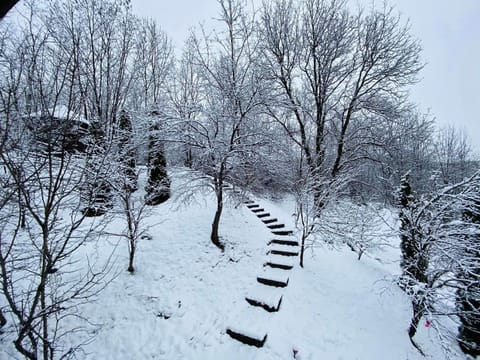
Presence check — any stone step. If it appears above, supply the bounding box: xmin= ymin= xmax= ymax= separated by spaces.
xmin=272 ymin=230 xmax=294 ymax=236
xmin=246 ymin=204 xmax=260 ymax=209
xmin=243 ymin=200 xmax=255 ymax=204
xmin=226 ymin=306 xmax=270 ymax=348
xmin=268 ymin=248 xmax=299 ymax=257
xmin=264 ymin=261 xmax=294 ymax=270
xmin=251 ymin=208 xmax=265 ymax=213
xmin=257 ymin=277 xmax=289 ymax=288
xmin=257 ymin=268 xmax=289 ymax=288
xmin=269 ymin=239 xmax=299 ymax=246
xmin=262 ymin=218 xmax=278 ymax=224
xmin=269 ymin=243 xmax=300 ymax=252
xmin=267 ymin=223 xmax=285 ymax=229
xmin=265 ymin=254 xmax=297 ymax=269
xmin=226 ymin=328 xmax=267 ymax=348
xmin=245 ymin=285 xmax=283 ymax=313
xmin=256 ymin=213 xmax=270 ymax=218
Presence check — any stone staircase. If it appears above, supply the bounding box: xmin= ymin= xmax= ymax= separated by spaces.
xmin=223 ymin=186 xmax=299 ymax=348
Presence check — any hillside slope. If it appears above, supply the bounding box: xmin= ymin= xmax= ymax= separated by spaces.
xmin=0 ymin=170 xmax=465 ymax=359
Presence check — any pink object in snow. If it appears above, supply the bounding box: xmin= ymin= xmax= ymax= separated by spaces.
xmin=293 ymin=348 xmax=299 ymax=358
xmin=425 ymin=320 xmax=431 ymax=328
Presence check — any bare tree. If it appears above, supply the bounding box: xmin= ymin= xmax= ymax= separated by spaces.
xmin=434 ymin=125 xmax=475 ymax=186
xmin=260 ymin=0 xmax=423 ymax=212
xmin=258 ymin=0 xmax=423 ymax=267
xmin=167 ymin=35 xmax=203 ymax=168
xmin=170 ymin=0 xmax=268 ymax=250
xmin=116 ymin=185 xmax=151 ymax=274
xmin=0 ymin=125 xmax=111 ymax=360
xmin=0 ymin=6 xmax=113 ymax=358
xmin=44 ymin=0 xmax=139 ymax=216
xmin=131 ymin=19 xmax=173 ymax=111
xmin=109 ymin=165 xmax=151 ymax=273
xmin=294 ymin=169 xmax=354 ymax=266
xmin=101 ymin=109 xmax=152 ymax=274
xmin=362 ymin=109 xmax=436 ymax=203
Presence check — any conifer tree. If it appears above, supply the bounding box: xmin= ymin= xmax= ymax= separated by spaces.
xmin=0 ymin=308 xmax=6 ymax=328
xmin=398 ymin=173 xmax=429 ymax=349
xmin=457 ymin=184 xmax=480 ymax=356
xmin=117 ymin=110 xmax=137 ymax=192
xmin=145 ymin=121 xmax=170 ymax=205
xmin=81 ymin=120 xmax=113 ymax=217
xmin=399 ymin=173 xmax=428 ymax=287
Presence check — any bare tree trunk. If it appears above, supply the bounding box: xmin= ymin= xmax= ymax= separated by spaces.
xmin=18 ymin=192 xmax=26 ymax=229
xmin=14 ymin=337 xmax=37 ymax=360
xmin=357 ymin=249 xmax=364 ymax=261
xmin=299 ymin=236 xmax=305 ymax=268
xmin=126 ymin=198 xmax=136 ymax=273
xmin=211 ymin=191 xmax=225 ymax=251
xmin=184 ymin=147 xmax=193 ymax=168
xmin=41 ymin=232 xmax=50 ymax=360
xmin=312 ymin=183 xmax=325 ymax=217
xmin=0 ymin=308 xmax=6 ymax=328
xmin=41 ymin=290 xmax=48 ymax=360
xmin=128 ymin=235 xmax=136 ymax=273
xmin=408 ymin=304 xmax=422 ymax=338
xmin=408 ymin=299 xmax=426 ymax=356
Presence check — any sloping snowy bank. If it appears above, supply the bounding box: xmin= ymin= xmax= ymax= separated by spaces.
xmin=0 ymin=170 xmax=465 ymax=359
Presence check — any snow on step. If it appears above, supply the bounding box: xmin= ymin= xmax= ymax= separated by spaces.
xmin=268 ymin=244 xmax=299 ymax=257
xmin=245 ymin=284 xmax=283 ymax=312
xmin=226 ymin=305 xmax=271 ymax=347
xmin=270 ymin=235 xmax=297 ymax=242
xmin=267 ymin=223 xmax=285 ymax=229
xmin=265 ymin=254 xmax=297 ymax=270
xmin=262 ymin=218 xmax=278 ymax=224
xmin=271 ymin=229 xmax=294 ymax=236
xmin=251 ymin=208 xmax=265 ymax=213
xmin=269 ymin=238 xmax=299 ymax=246
xmin=257 ymin=213 xmax=270 ymax=218
xmin=257 ymin=267 xmax=289 ymax=287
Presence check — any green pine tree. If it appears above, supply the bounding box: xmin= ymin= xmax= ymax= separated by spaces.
xmin=81 ymin=120 xmax=113 ymax=217
xmin=145 ymin=122 xmax=170 ymax=205
xmin=118 ymin=110 xmax=137 ymax=192
xmin=398 ymin=173 xmax=428 ymax=346
xmin=399 ymin=174 xmax=428 ymax=285
xmin=457 ymin=184 xmax=480 ymax=356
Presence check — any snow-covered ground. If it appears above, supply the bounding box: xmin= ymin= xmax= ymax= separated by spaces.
xmin=0 ymin=169 xmax=467 ymax=359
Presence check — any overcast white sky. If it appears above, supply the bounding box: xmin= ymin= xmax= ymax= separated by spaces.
xmin=132 ymin=0 xmax=480 ymax=150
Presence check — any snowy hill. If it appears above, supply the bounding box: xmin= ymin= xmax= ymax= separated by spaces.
xmin=0 ymin=170 xmax=466 ymax=359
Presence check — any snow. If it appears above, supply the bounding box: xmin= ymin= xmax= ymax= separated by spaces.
xmin=257 ymin=267 xmax=290 ymax=287
xmin=268 ymin=243 xmax=300 ymax=255
xmin=226 ymin=304 xmax=271 ymax=341
xmin=246 ymin=283 xmax=284 ymax=309
xmin=32 ymin=105 xmax=89 ymax=124
xmin=0 ymin=169 xmax=467 ymax=359
xmin=266 ymin=254 xmax=298 ymax=268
